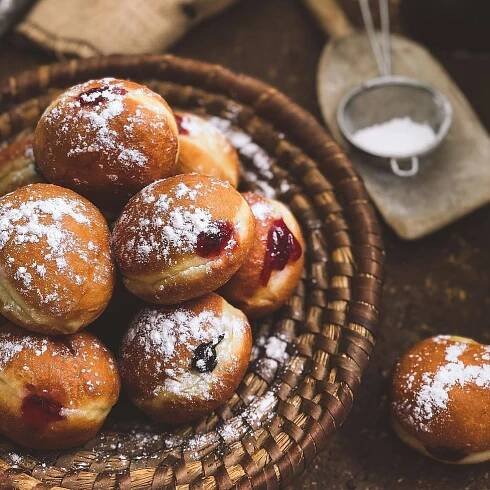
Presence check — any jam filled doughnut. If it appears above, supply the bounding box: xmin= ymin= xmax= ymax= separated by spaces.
xmin=112 ymin=174 xmax=255 ymax=304
xmin=119 ymin=293 xmax=252 ymax=424
xmin=0 ymin=131 xmax=42 ymax=197
xmin=175 ymin=112 xmax=240 ymax=187
xmin=221 ymin=192 xmax=304 ymax=318
xmin=391 ymin=335 xmax=490 ymax=464
xmin=0 ymin=322 xmax=120 ymax=450
xmin=0 ymin=183 xmax=114 ymax=335
xmin=34 ymin=78 xmax=179 ymax=211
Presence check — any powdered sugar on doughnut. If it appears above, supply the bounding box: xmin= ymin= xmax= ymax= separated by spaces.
xmin=126 ymin=307 xmax=236 ymax=359
xmin=43 ymin=78 xmax=163 ymax=171
xmin=0 ymin=327 xmax=118 ymax=401
xmin=115 ymin=178 xmax=232 ymax=265
xmin=0 ymin=191 xmax=108 ymax=312
xmin=250 ymin=200 xmax=273 ymax=221
xmin=0 ymin=331 xmax=48 ymax=369
xmin=397 ymin=337 xmax=490 ymax=432
xmin=123 ymin=304 xmax=246 ymax=401
xmin=177 ymin=113 xmax=214 ymax=137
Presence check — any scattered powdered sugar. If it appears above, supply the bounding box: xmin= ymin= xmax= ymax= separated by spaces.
xmin=0 ymin=329 xmax=49 ymax=368
xmin=264 ymin=336 xmax=289 ymax=362
xmin=398 ymin=337 xmax=490 ymax=432
xmin=14 ymin=266 xmax=32 ymax=287
xmin=164 ymin=389 xmax=278 ymax=457
xmin=6 ymin=452 xmax=22 ymax=466
xmin=0 ymin=330 xmax=115 ymax=401
xmin=444 ymin=343 xmax=467 ymax=362
xmin=206 ymin=115 xmax=281 ymax=198
xmin=163 ymin=207 xmax=216 ymax=251
xmin=130 ymin=205 xmax=216 ymax=263
xmin=253 ymin=334 xmax=291 ymax=381
xmin=157 ymin=369 xmax=217 ymax=401
xmin=242 ymin=170 xmax=277 ymax=198
xmin=208 ymin=116 xmax=275 ymax=180
xmin=178 ymin=113 xmax=211 ymax=136
xmin=251 ymin=200 xmax=273 ymax=221
xmin=174 ymin=182 xmax=199 ymax=200
xmin=177 ymin=112 xmax=235 ymax=155
xmin=109 ymin=389 xmax=278 ymax=462
xmin=244 ymin=390 xmax=277 ymax=429
xmin=0 ymin=197 xmax=89 ymax=246
xmin=118 ymin=148 xmax=148 ymax=167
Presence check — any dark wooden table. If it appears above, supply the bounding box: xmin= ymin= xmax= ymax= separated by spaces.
xmin=1 ymin=1 xmax=489 ymax=488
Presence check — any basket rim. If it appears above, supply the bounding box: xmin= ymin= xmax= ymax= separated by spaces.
xmin=0 ymin=54 xmax=384 ymax=489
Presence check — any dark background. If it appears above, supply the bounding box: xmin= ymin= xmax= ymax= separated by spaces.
xmin=1 ymin=1 xmax=489 ymax=488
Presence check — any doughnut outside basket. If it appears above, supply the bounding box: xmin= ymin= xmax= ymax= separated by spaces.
xmin=0 ymin=55 xmax=384 ymax=489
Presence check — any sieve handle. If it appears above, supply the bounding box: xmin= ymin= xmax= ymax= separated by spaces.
xmin=302 ymin=0 xmax=354 ymax=40
xmin=390 ymin=157 xmax=419 ymax=177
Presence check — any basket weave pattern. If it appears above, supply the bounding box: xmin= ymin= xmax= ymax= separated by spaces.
xmin=0 ymin=55 xmax=384 ymax=489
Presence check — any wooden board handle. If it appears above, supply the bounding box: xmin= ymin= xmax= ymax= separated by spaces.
xmin=303 ymin=0 xmax=354 ymax=40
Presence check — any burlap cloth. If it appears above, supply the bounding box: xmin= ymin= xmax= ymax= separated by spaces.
xmin=16 ymin=0 xmax=236 ymax=57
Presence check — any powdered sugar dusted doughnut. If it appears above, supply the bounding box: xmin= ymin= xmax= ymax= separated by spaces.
xmin=112 ymin=174 xmax=255 ymax=304
xmin=34 ymin=78 xmax=179 ymax=211
xmin=119 ymin=293 xmax=252 ymax=424
xmin=0 ymin=322 xmax=120 ymax=450
xmin=391 ymin=335 xmax=490 ymax=464
xmin=0 ymin=183 xmax=114 ymax=334
xmin=175 ymin=112 xmax=240 ymax=187
xmin=221 ymin=192 xmax=304 ymax=318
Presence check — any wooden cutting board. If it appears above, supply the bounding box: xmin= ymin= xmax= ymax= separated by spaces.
xmin=305 ymin=0 xmax=490 ymax=240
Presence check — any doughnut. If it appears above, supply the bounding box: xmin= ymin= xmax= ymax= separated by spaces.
xmin=175 ymin=112 xmax=240 ymax=187
xmin=221 ymin=192 xmax=304 ymax=318
xmin=391 ymin=335 xmax=490 ymax=464
xmin=0 ymin=183 xmax=115 ymax=335
xmin=112 ymin=174 xmax=255 ymax=304
xmin=0 ymin=322 xmax=120 ymax=450
xmin=34 ymin=78 xmax=179 ymax=211
xmin=119 ymin=293 xmax=252 ymax=424
xmin=0 ymin=130 xmax=42 ymax=197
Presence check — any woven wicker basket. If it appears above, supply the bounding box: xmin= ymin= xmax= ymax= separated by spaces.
xmin=0 ymin=55 xmax=384 ymax=489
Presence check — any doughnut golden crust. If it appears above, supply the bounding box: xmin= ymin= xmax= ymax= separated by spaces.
xmin=34 ymin=78 xmax=179 ymax=211
xmin=221 ymin=192 xmax=304 ymax=318
xmin=0 ymin=183 xmax=115 ymax=334
xmin=119 ymin=293 xmax=252 ymax=425
xmin=0 ymin=322 xmax=120 ymax=450
xmin=175 ymin=112 xmax=240 ymax=187
xmin=112 ymin=174 xmax=255 ymax=304
xmin=391 ymin=335 xmax=490 ymax=464
xmin=0 ymin=131 xmax=42 ymax=197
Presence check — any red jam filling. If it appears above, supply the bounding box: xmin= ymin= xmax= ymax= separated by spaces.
xmin=174 ymin=114 xmax=189 ymax=135
xmin=21 ymin=393 xmax=65 ymax=430
xmin=260 ymin=218 xmax=302 ymax=285
xmin=196 ymin=221 xmax=234 ymax=258
xmin=78 ymin=84 xmax=127 ymax=106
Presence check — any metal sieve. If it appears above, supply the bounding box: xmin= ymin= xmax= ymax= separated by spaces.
xmin=337 ymin=75 xmax=452 ymax=176
xmin=336 ymin=0 xmax=452 ymax=177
